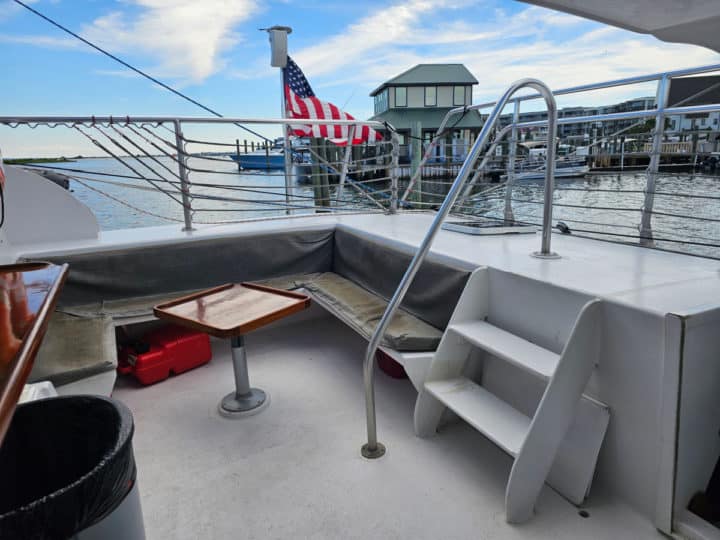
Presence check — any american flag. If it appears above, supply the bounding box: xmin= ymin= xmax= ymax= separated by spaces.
xmin=283 ymin=56 xmax=383 ymax=145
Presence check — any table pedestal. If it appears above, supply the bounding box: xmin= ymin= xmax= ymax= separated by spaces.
xmin=218 ymin=335 xmax=269 ymax=418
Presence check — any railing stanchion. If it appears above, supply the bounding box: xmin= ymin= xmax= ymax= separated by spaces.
xmin=504 ymin=100 xmax=520 ymax=223
xmin=336 ymin=125 xmax=355 ymax=204
xmin=532 ymin=90 xmax=559 ymax=259
xmin=173 ymin=119 xmax=194 ymax=232
xmin=640 ymin=74 xmax=670 ymax=246
xmin=389 ymin=131 xmax=400 ymax=213
xmin=361 ymin=79 xmax=559 ymax=459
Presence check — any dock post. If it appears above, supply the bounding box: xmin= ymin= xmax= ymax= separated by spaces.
xmin=235 ymin=139 xmax=241 ymax=172
xmin=410 ymin=121 xmax=422 ymax=204
xmin=639 ymin=74 xmax=669 ymax=247
xmin=310 ymin=138 xmax=323 ymax=210
xmin=389 ymin=130 xmax=400 ymax=213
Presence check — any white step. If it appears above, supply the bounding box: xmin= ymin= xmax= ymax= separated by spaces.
xmin=449 ymin=321 xmax=560 ymax=379
xmin=425 ymin=377 xmax=530 ymax=456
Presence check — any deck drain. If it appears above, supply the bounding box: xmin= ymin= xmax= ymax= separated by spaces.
xmin=578 ymin=510 xmax=590 ymax=518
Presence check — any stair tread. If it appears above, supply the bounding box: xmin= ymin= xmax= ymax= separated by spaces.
xmin=425 ymin=377 xmax=530 ymax=456
xmin=449 ymin=320 xmax=560 ymax=379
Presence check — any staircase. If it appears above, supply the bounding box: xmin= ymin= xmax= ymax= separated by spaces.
xmin=414 ymin=267 xmax=607 ymax=523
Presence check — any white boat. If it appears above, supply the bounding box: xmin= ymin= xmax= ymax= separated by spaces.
xmin=506 ymin=158 xmax=590 ymax=181
xmin=3 ymin=2 xmax=720 ymax=539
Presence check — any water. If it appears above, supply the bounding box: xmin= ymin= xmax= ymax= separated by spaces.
xmin=51 ymin=157 xmax=720 ymax=259
xmin=472 ymin=172 xmax=720 ymax=259
xmin=51 ymin=156 xmax=320 ymax=229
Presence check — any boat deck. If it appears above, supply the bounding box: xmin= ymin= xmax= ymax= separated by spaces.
xmin=113 ymin=310 xmax=661 ymax=540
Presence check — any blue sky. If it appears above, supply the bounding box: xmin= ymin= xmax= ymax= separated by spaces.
xmin=1 ymin=0 xmax=719 ymax=156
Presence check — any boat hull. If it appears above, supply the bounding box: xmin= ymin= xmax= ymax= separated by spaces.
xmin=514 ymin=165 xmax=589 ymax=181
xmin=230 ymin=153 xmax=285 ymax=170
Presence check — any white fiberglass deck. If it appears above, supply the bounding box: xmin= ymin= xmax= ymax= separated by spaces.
xmin=113 ymin=311 xmax=660 ymax=540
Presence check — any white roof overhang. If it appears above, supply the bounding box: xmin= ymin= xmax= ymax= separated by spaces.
xmin=519 ymin=0 xmax=720 ymax=53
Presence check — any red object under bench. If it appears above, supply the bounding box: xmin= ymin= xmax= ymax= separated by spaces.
xmin=118 ymin=325 xmax=212 ymax=385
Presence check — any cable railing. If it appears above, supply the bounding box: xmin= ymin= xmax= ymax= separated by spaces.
xmin=399 ymin=62 xmax=720 ymax=244
xmin=0 ymin=116 xmax=401 ymax=228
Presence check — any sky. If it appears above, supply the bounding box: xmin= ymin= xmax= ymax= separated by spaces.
xmin=1 ymin=0 xmax=719 ymax=156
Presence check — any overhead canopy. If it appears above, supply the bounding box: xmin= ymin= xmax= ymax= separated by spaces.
xmin=519 ymin=0 xmax=720 ymax=53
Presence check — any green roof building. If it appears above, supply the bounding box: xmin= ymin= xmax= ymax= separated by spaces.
xmin=369 ymin=64 xmax=484 ymax=164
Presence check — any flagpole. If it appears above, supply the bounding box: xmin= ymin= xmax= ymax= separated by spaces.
xmin=281 ymin=73 xmax=293 ymax=215
xmin=265 ymin=26 xmax=294 ymax=215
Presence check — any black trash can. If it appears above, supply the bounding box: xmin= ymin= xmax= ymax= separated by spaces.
xmin=0 ymin=395 xmax=145 ymax=540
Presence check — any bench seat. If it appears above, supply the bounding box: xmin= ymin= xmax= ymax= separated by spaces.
xmin=258 ymin=272 xmax=443 ymax=352
xmin=30 ymin=312 xmax=116 ymax=391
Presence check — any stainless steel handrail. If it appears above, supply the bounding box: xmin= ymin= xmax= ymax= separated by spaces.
xmin=360 ymin=79 xmax=558 ymax=459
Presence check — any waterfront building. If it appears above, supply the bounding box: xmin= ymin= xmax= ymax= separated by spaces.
xmin=369 ymin=64 xmax=484 ymax=164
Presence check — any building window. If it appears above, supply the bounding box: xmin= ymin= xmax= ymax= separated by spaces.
xmin=395 ymin=87 xmax=407 ymax=107
xmin=374 ymin=89 xmax=388 ymax=114
xmin=425 ymin=86 xmax=437 ymax=107
xmin=453 ymin=86 xmax=465 ymax=106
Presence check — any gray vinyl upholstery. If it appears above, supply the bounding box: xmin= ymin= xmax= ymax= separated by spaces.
xmin=34 ymin=224 xmax=470 ymax=360
xmin=39 ymin=228 xmax=335 ymax=306
xmin=259 ymin=272 xmax=443 ymax=351
xmin=332 ymin=227 xmax=470 ymax=329
xmin=29 ymin=313 xmax=116 ymax=387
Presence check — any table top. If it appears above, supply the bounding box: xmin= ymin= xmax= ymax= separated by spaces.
xmin=0 ymin=262 xmax=68 ymax=446
xmin=153 ymin=282 xmax=311 ymax=338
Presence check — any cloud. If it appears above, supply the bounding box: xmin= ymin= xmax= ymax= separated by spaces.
xmin=293 ymin=0 xmax=471 ymax=77
xmin=286 ymin=1 xmax=720 ymax=118
xmin=0 ymin=0 xmax=38 ymax=22
xmin=80 ymin=0 xmax=260 ymax=83
xmin=0 ymin=33 xmax=77 ymax=48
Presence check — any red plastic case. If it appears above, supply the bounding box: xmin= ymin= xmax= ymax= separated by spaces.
xmin=118 ymin=325 xmax=212 ymax=385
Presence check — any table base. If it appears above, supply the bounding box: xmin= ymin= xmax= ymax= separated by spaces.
xmin=218 ymin=334 xmax=269 ymax=418
xmin=219 ymin=388 xmax=270 ymax=418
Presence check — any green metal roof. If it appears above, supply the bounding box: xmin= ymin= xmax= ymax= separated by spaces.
xmin=369 ymin=64 xmax=478 ymax=96
xmin=370 ymin=107 xmax=485 ymax=130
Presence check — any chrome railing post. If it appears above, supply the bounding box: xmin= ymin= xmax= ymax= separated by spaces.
xmin=361 ymin=79 xmax=558 ymax=459
xmin=639 ymin=74 xmax=670 ymax=246
xmin=504 ymin=100 xmax=520 ymax=223
xmin=173 ymin=119 xmax=194 ymax=231
xmin=389 ymin=131 xmax=400 ymax=213
xmin=336 ymin=125 xmax=356 ymax=204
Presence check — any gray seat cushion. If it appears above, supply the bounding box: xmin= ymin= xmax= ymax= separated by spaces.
xmin=30 ymin=312 xmax=116 ymax=388
xmin=255 ymin=273 xmax=322 ymax=292
xmin=257 ymin=272 xmax=442 ymax=352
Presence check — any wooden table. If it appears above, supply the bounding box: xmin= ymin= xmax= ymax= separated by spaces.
xmin=0 ymin=262 xmax=68 ymax=445
xmin=154 ymin=282 xmax=310 ymax=417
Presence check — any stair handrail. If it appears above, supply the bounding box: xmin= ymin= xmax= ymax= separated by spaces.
xmin=361 ymin=78 xmax=558 ymax=459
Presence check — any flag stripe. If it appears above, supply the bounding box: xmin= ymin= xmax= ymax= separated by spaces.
xmin=283 ymin=56 xmax=383 ymax=145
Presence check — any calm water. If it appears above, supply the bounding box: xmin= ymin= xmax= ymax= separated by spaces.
xmin=52 ymin=156 xmax=319 ymax=229
xmin=52 ymin=157 xmax=720 ymax=259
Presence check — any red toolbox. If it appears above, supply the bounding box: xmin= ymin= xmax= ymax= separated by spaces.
xmin=118 ymin=325 xmax=212 ymax=385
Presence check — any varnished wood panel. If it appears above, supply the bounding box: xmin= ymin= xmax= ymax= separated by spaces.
xmin=154 ymin=282 xmax=310 ymax=338
xmin=0 ymin=262 xmax=68 ymax=446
